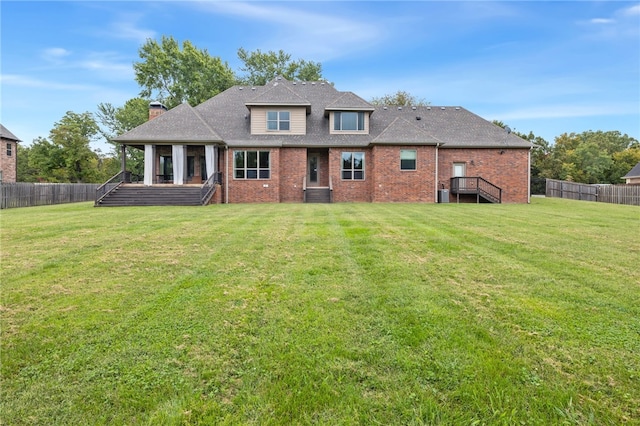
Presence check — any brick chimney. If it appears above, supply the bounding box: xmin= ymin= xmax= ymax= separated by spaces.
xmin=149 ymin=101 xmax=168 ymax=121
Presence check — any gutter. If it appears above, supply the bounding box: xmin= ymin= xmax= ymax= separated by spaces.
xmin=225 ymin=146 xmax=229 ymax=204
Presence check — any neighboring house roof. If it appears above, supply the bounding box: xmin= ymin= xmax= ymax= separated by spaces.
xmin=114 ymin=78 xmax=531 ymax=149
xmin=0 ymin=124 xmax=21 ymax=142
xmin=622 ymin=162 xmax=640 ymax=179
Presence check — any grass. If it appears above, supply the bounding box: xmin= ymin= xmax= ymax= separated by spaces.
xmin=1 ymin=198 xmax=639 ymax=425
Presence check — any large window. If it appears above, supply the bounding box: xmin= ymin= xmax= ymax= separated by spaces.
xmin=334 ymin=112 xmax=365 ymax=131
xmin=267 ymin=111 xmax=290 ymax=131
xmin=341 ymin=152 xmax=365 ymax=180
xmin=400 ymin=150 xmax=417 ymax=170
xmin=234 ymin=150 xmax=270 ymax=179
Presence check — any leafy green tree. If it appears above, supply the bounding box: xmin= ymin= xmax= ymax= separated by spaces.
xmin=27 ymin=137 xmax=66 ymax=182
xmin=236 ymin=48 xmax=324 ymax=86
xmin=16 ymin=144 xmax=40 ymax=182
xmin=607 ymin=146 xmax=640 ymax=183
xmin=97 ymin=98 xmax=149 ymax=178
xmin=370 ymin=90 xmax=429 ymax=106
xmin=49 ymin=111 xmax=101 ymax=182
xmin=134 ymin=36 xmax=236 ymax=108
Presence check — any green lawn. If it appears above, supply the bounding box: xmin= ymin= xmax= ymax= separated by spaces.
xmin=1 ymin=198 xmax=639 ymax=425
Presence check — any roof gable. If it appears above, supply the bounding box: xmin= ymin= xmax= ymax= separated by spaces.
xmin=372 ymin=117 xmax=442 ymax=145
xmin=245 ymin=81 xmax=311 ymax=108
xmin=114 ymin=103 xmax=222 ymax=143
xmin=325 ymin=92 xmax=375 ymax=112
xmin=0 ymin=124 xmax=21 ymax=142
xmin=623 ymin=162 xmax=640 ymax=179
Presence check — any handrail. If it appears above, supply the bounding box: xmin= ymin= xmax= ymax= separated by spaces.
xmin=450 ymin=176 xmax=502 ymax=203
xmin=95 ymin=171 xmax=128 ymax=205
xmin=201 ymin=172 xmax=222 ymax=205
xmin=329 ymin=175 xmax=333 ymax=203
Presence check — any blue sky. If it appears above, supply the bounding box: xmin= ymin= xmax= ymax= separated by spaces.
xmin=1 ymin=1 xmax=639 ymax=154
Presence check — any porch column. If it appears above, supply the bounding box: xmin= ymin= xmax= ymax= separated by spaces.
xmin=120 ymin=144 xmax=126 ymax=173
xmin=205 ymin=145 xmax=217 ymax=179
xmin=144 ymin=144 xmax=155 ymax=186
xmin=172 ymin=145 xmax=186 ymax=185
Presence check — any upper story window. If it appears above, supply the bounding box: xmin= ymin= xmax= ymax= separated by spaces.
xmin=234 ymin=150 xmax=271 ymax=179
xmin=6 ymin=143 xmax=12 ymax=157
xmin=341 ymin=152 xmax=365 ymax=180
xmin=334 ymin=112 xmax=365 ymax=131
xmin=400 ymin=150 xmax=416 ymax=170
xmin=267 ymin=111 xmax=290 ymax=131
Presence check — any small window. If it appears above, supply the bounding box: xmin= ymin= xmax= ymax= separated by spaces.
xmin=267 ymin=111 xmax=290 ymax=131
xmin=234 ymin=150 xmax=270 ymax=179
xmin=334 ymin=112 xmax=365 ymax=131
xmin=6 ymin=143 xmax=12 ymax=157
xmin=341 ymin=152 xmax=365 ymax=180
xmin=400 ymin=150 xmax=416 ymax=170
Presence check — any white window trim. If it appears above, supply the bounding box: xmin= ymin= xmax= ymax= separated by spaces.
xmin=266 ymin=111 xmax=290 ymax=132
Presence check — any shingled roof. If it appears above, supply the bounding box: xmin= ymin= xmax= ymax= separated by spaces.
xmin=114 ymin=78 xmax=531 ymax=149
xmin=623 ymin=162 xmax=640 ymax=179
xmin=0 ymin=124 xmax=21 ymax=142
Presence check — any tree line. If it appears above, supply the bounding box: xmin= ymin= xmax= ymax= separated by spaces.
xmin=16 ymin=35 xmax=639 ymax=187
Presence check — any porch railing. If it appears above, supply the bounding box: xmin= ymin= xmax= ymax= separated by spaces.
xmin=450 ymin=177 xmax=502 ymax=203
xmin=95 ymin=171 xmax=130 ymax=206
xmin=200 ymin=172 xmax=222 ymax=205
xmin=329 ymin=176 xmax=333 ymax=203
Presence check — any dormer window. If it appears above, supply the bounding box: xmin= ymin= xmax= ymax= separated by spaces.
xmin=334 ymin=112 xmax=365 ymax=131
xmin=267 ymin=111 xmax=290 ymax=131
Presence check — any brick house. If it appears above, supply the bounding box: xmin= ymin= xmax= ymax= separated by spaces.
xmin=100 ymin=77 xmax=531 ymax=206
xmin=0 ymin=124 xmax=20 ymax=183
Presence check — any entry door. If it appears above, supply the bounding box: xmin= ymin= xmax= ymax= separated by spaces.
xmin=453 ymin=162 xmax=466 ymax=177
xmin=308 ymin=154 xmax=319 ymax=186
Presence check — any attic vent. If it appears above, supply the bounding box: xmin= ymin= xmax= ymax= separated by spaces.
xmin=302 ymin=82 xmax=306 ymax=85
xmin=427 ymin=106 xmax=431 ymax=110
xmin=321 ymin=82 xmax=325 ymax=85
xmin=398 ymin=106 xmax=402 ymax=110
xmin=239 ymin=87 xmax=243 ymax=90
xmin=277 ymin=76 xmax=282 ymax=80
xmin=293 ymin=82 xmax=297 ymax=85
xmin=251 ymin=87 xmax=256 ymax=91
xmin=311 ymin=82 xmax=316 ymax=85
xmin=440 ymin=107 xmax=445 ymax=110
xmin=416 ymin=116 xmax=422 ymax=120
xmin=412 ymin=106 xmax=417 ymax=110
xmin=383 ymin=106 xmax=388 ymax=110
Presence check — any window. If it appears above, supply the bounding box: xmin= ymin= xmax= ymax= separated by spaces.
xmin=400 ymin=150 xmax=416 ymax=170
xmin=341 ymin=152 xmax=365 ymax=180
xmin=187 ymin=156 xmax=195 ymax=179
xmin=160 ymin=156 xmax=172 ymax=181
xmin=6 ymin=143 xmax=12 ymax=157
xmin=234 ymin=150 xmax=270 ymax=179
xmin=334 ymin=112 xmax=365 ymax=131
xmin=267 ymin=111 xmax=290 ymax=131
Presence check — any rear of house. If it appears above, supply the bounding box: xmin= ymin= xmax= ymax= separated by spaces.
xmin=100 ymin=77 xmax=531 ymax=206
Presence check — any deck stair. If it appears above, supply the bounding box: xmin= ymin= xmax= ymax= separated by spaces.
xmin=450 ymin=177 xmax=502 ymax=203
xmin=96 ymin=184 xmax=202 ymax=206
xmin=305 ymin=187 xmax=331 ymax=203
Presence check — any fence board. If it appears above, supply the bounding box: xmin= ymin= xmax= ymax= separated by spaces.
xmin=546 ymin=179 xmax=640 ymax=206
xmin=1 ymin=183 xmax=99 ymax=209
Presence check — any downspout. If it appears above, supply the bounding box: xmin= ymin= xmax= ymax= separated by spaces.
xmin=225 ymin=146 xmax=229 ymax=204
xmin=435 ymin=143 xmax=440 ymax=203
xmin=528 ymin=147 xmax=532 ymax=204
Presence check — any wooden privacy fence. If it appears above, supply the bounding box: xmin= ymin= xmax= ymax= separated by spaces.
xmin=546 ymin=179 xmax=640 ymax=206
xmin=1 ymin=183 xmax=100 ymax=209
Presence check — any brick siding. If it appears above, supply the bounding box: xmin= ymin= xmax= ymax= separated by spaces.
xmin=371 ymin=145 xmax=437 ymax=202
xmin=437 ymin=148 xmax=530 ymax=203
xmin=0 ymin=139 xmax=17 ymax=183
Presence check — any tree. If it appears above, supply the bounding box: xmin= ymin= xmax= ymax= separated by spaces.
xmin=236 ymin=48 xmax=324 ymax=86
xmin=134 ymin=36 xmax=236 ymax=108
xmin=49 ymin=111 xmax=101 ymax=182
xmin=370 ymin=90 xmax=429 ymax=106
xmin=96 ymin=98 xmax=150 ymax=179
xmin=16 ymin=144 xmax=39 ymax=182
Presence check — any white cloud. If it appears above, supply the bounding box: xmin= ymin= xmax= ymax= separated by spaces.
xmin=622 ymin=4 xmax=640 ymax=16
xmin=0 ymin=74 xmax=95 ymax=91
xmin=194 ymin=2 xmax=383 ymax=60
xmin=590 ymin=18 xmax=615 ymax=25
xmin=109 ymin=19 xmax=156 ymax=42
